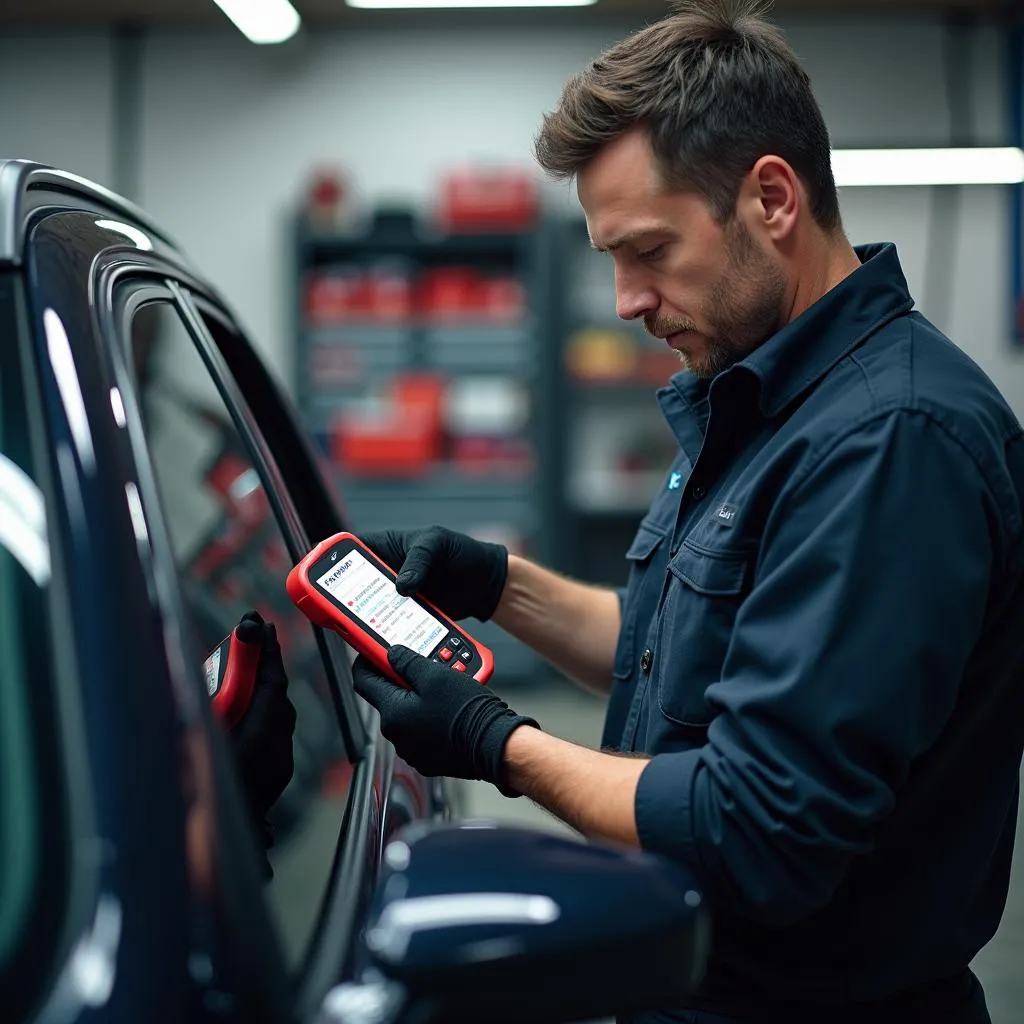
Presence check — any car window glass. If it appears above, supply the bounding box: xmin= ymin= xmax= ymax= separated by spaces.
xmin=128 ymin=301 xmax=352 ymax=971
xmin=0 ymin=306 xmax=64 ymax=1021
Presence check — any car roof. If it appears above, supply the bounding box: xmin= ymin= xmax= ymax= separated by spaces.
xmin=0 ymin=158 xmax=182 ymax=267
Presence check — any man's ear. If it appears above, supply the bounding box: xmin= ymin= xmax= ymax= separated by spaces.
xmin=740 ymin=155 xmax=800 ymax=243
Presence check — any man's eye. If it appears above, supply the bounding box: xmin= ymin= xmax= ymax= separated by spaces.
xmin=638 ymin=245 xmax=664 ymax=262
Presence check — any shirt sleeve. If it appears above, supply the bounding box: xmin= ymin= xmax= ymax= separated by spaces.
xmin=634 ymin=409 xmax=1000 ymax=925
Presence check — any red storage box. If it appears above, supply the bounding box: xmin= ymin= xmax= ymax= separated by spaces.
xmin=332 ymin=375 xmax=445 ymax=476
xmin=436 ymin=167 xmax=539 ymax=232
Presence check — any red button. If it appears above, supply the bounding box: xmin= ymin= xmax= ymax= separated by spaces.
xmin=452 ymin=661 xmax=467 ymax=672
xmin=438 ymin=648 xmax=453 ymax=661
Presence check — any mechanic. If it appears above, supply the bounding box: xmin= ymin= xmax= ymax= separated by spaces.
xmin=351 ymin=2 xmax=1024 ymax=1022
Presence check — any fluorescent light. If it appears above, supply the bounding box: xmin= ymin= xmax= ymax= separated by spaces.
xmin=832 ymin=147 xmax=1024 ymax=187
xmin=211 ymin=0 xmax=300 ymax=43
xmin=349 ymin=0 xmax=595 ymax=8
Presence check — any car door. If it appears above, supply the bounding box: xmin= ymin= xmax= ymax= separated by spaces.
xmin=97 ymin=257 xmax=437 ymax=1017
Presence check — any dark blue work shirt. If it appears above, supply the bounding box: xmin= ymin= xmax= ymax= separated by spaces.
xmin=610 ymin=244 xmax=1024 ymax=1018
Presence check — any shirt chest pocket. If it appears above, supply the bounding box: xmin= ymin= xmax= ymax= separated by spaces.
xmin=613 ymin=519 xmax=671 ymax=683
xmin=654 ymin=540 xmax=753 ymax=728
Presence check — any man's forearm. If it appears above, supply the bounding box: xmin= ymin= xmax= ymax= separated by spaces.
xmin=502 ymin=726 xmax=648 ymax=845
xmin=491 ymin=555 xmax=621 ymax=694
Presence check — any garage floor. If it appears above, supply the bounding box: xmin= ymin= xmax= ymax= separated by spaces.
xmin=464 ymin=677 xmax=1024 ymax=1024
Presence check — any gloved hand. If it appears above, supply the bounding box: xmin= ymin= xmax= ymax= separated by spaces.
xmin=352 ymin=646 xmax=538 ymax=797
xmin=360 ymin=526 xmax=509 ymax=622
xmin=229 ymin=611 xmax=297 ymax=872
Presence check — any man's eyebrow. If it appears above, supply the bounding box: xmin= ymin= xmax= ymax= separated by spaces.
xmin=589 ymin=227 xmax=672 ymax=253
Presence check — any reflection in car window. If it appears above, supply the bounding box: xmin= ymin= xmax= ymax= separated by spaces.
xmin=0 ymin=331 xmax=61 ymax=1019
xmin=128 ymin=301 xmax=352 ymax=970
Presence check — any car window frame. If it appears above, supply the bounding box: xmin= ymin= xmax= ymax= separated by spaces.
xmin=26 ymin=206 xmax=297 ymax=1022
xmin=92 ymin=272 xmax=296 ymax=1015
xmin=168 ymin=285 xmax=387 ymax=1012
xmin=97 ymin=259 xmax=383 ymax=1012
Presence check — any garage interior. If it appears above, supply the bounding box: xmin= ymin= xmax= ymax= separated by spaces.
xmin=2 ymin=0 xmax=1023 ymax=1020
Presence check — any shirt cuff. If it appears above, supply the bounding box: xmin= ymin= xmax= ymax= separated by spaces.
xmin=635 ymin=749 xmax=703 ymax=868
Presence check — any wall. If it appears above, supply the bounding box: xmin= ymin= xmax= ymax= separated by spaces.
xmin=1 ymin=17 xmax=1023 ymax=412
xmin=0 ymin=33 xmax=114 ymax=185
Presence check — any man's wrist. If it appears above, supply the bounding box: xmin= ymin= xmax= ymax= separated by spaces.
xmin=500 ymin=720 xmax=547 ymax=795
xmin=493 ymin=554 xmax=529 ymax=623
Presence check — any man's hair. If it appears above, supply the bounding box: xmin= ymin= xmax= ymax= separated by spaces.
xmin=534 ymin=0 xmax=841 ymax=231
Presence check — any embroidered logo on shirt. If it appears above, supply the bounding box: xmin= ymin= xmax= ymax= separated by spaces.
xmin=715 ymin=503 xmax=737 ymax=525
xmin=668 ymin=472 xmax=683 ymax=490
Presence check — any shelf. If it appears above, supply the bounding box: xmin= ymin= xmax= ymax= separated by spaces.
xmin=332 ymin=465 xmax=536 ymax=503
xmin=305 ymin=322 xmax=531 ymax=341
xmin=568 ymin=377 xmax=664 ymax=393
xmin=302 ymin=323 xmax=537 ymax=377
xmin=300 ymin=228 xmax=534 ymax=264
xmin=423 ymin=323 xmax=531 ymax=345
xmin=306 ymin=325 xmax=413 ymax=346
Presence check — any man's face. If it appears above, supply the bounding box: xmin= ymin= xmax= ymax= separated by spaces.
xmin=578 ymin=129 xmax=789 ymax=379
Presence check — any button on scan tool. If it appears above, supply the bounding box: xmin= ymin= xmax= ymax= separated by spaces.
xmin=452 ymin=661 xmax=468 ymax=672
xmin=438 ymin=647 xmax=454 ymax=662
xmin=448 ymin=636 xmax=462 ymax=649
xmin=460 ymin=649 xmax=472 ymax=663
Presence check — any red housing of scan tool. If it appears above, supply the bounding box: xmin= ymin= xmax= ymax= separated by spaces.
xmin=204 ymin=624 xmax=262 ymax=728
xmin=286 ymin=531 xmax=494 ymax=687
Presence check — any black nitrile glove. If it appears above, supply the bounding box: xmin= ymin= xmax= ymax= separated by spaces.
xmin=352 ymin=646 xmax=538 ymax=797
xmin=360 ymin=526 xmax=509 ymax=622
xmin=229 ymin=611 xmax=297 ymax=872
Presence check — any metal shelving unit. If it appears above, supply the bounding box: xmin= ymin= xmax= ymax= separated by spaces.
xmin=555 ymin=218 xmax=680 ymax=587
xmin=292 ymin=212 xmax=561 ymax=684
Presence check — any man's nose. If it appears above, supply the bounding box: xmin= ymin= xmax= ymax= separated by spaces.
xmin=614 ymin=265 xmax=657 ymax=322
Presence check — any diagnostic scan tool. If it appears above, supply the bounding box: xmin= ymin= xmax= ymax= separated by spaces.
xmin=286 ymin=531 xmax=494 ymax=686
xmin=204 ymin=623 xmax=262 ymax=728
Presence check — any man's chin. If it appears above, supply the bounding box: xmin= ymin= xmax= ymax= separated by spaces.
xmin=674 ymin=348 xmax=714 ymax=379
xmin=687 ymin=363 xmax=720 ymax=380
xmin=677 ymin=346 xmax=739 ymax=380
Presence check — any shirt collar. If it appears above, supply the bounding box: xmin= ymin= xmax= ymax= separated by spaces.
xmin=666 ymin=242 xmax=915 ymax=420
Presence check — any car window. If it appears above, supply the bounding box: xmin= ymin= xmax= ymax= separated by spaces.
xmin=127 ymin=300 xmax=352 ymax=971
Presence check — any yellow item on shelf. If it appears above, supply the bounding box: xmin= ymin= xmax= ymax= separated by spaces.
xmin=565 ymin=329 xmax=638 ymax=380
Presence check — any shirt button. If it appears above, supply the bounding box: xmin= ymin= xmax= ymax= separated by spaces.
xmin=640 ymin=648 xmax=653 ymax=674
xmin=692 ymin=484 xmax=706 ymax=500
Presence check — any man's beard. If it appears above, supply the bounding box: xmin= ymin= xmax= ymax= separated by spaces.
xmin=645 ymin=221 xmax=787 ymax=379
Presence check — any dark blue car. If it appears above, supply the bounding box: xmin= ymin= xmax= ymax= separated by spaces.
xmin=0 ymin=160 xmax=707 ymax=1024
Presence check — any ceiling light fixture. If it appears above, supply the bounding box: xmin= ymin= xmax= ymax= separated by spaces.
xmin=832 ymin=147 xmax=1024 ymax=187
xmin=348 ymin=0 xmax=596 ymax=8
xmin=211 ymin=0 xmax=301 ymax=44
